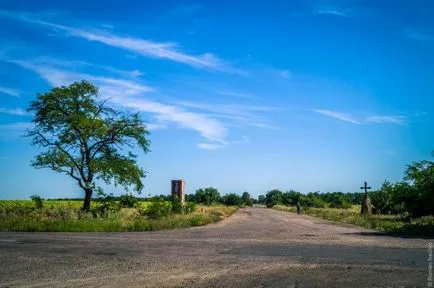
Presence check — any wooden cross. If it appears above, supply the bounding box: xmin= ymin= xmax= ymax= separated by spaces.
xmin=360 ymin=181 xmax=371 ymax=195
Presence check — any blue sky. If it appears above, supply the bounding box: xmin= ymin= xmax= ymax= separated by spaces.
xmin=0 ymin=0 xmax=433 ymax=199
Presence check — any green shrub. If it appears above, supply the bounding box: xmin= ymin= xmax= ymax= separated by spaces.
xmin=222 ymin=193 xmax=242 ymax=206
xmin=171 ymin=195 xmax=183 ymax=214
xmin=143 ymin=198 xmax=172 ymax=219
xmin=119 ymin=193 xmax=138 ymax=208
xmin=184 ymin=202 xmax=196 ymax=213
xmin=265 ymin=189 xmax=283 ymax=208
xmin=301 ymin=195 xmax=327 ymax=208
xmin=92 ymin=190 xmax=120 ymax=218
xmin=30 ymin=195 xmax=44 ymax=209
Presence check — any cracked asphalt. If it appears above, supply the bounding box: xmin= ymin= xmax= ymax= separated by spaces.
xmin=0 ymin=207 xmax=430 ymax=287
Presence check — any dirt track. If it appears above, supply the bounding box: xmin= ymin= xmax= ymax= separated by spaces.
xmin=0 ymin=207 xmax=430 ymax=287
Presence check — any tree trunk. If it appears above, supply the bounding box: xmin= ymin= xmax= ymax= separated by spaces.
xmin=83 ymin=188 xmax=93 ymax=211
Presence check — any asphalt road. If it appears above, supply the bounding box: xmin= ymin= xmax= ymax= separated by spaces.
xmin=0 ymin=207 xmax=430 ymax=287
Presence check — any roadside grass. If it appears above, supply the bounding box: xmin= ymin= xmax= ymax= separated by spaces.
xmin=273 ymin=204 xmax=434 ymax=237
xmin=0 ymin=201 xmax=238 ymax=232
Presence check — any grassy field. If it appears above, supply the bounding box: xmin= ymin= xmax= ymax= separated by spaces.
xmin=274 ymin=204 xmax=434 ymax=237
xmin=0 ymin=200 xmax=237 ymax=232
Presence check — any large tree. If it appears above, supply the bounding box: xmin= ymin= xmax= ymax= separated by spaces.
xmin=26 ymin=80 xmax=150 ymax=210
xmin=403 ymin=152 xmax=434 ymax=217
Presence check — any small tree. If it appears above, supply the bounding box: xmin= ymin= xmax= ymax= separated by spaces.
xmin=194 ymin=187 xmax=220 ymax=205
xmin=119 ymin=193 xmax=139 ymax=208
xmin=222 ymin=193 xmax=242 ymax=206
xmin=265 ymin=189 xmax=283 ymax=208
xmin=30 ymin=195 xmax=44 ymax=209
xmin=26 ymin=81 xmax=150 ymax=211
xmin=241 ymin=192 xmax=253 ymax=206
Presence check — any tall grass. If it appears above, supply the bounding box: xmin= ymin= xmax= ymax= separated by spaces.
xmin=0 ymin=200 xmax=238 ymax=232
xmin=274 ymin=204 xmax=434 ymax=237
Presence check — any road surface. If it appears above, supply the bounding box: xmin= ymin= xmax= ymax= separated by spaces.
xmin=0 ymin=207 xmax=430 ymax=287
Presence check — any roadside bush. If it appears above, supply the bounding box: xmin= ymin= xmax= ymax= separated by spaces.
xmin=241 ymin=192 xmax=253 ymax=206
xmin=171 ymin=195 xmax=183 ymax=214
xmin=301 ymin=195 xmax=327 ymax=208
xmin=194 ymin=187 xmax=220 ymax=205
xmin=92 ymin=189 xmax=120 ymax=218
xmin=265 ymin=189 xmax=283 ymax=208
xmin=142 ymin=198 xmax=172 ymax=219
xmin=222 ymin=193 xmax=242 ymax=206
xmin=184 ymin=202 xmax=196 ymax=213
xmin=119 ymin=193 xmax=138 ymax=208
xmin=30 ymin=195 xmax=44 ymax=209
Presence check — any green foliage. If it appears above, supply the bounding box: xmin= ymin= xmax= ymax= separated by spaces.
xmin=241 ymin=192 xmax=253 ymax=206
xmin=194 ymin=187 xmax=220 ymax=206
xmin=118 ymin=193 xmax=138 ymax=208
xmin=92 ymin=189 xmax=120 ymax=218
xmin=171 ymin=195 xmax=183 ymax=214
xmin=184 ymin=202 xmax=197 ymax=213
xmin=142 ymin=198 xmax=172 ymax=219
xmin=325 ymin=193 xmax=352 ymax=209
xmin=26 ymin=80 xmax=151 ymax=211
xmin=30 ymin=195 xmax=44 ymax=209
xmin=257 ymin=195 xmax=266 ymax=204
xmin=222 ymin=193 xmax=243 ymax=206
xmin=370 ymin=181 xmax=406 ymax=215
xmin=403 ymin=154 xmax=434 ymax=217
xmin=282 ymin=190 xmax=302 ymax=205
xmin=273 ymin=205 xmax=434 ymax=237
xmin=265 ymin=189 xmax=283 ymax=208
xmin=300 ymin=194 xmax=328 ymax=208
xmin=0 ymin=204 xmax=238 ymax=232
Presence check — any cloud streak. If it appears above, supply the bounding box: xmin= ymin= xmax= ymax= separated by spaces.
xmin=404 ymin=27 xmax=433 ymax=42
xmin=312 ymin=109 xmax=361 ymax=124
xmin=0 ymin=86 xmax=20 ymax=97
xmin=313 ymin=109 xmax=408 ymax=125
xmin=0 ymin=11 xmax=241 ymax=73
xmin=219 ymin=91 xmax=254 ymax=99
xmin=313 ymin=6 xmax=350 ymax=17
xmin=279 ymin=70 xmax=292 ymax=80
xmin=0 ymin=122 xmax=33 ymax=138
xmin=365 ymin=115 xmax=407 ymax=125
xmin=8 ymin=58 xmax=232 ymax=147
xmin=0 ymin=107 xmax=31 ymax=116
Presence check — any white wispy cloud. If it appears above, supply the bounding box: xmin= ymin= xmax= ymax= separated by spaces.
xmin=313 ymin=6 xmax=350 ymax=17
xmin=197 ymin=142 xmax=227 ymax=150
xmin=120 ymin=98 xmax=228 ymax=144
xmin=365 ymin=115 xmax=406 ymax=125
xmin=8 ymin=58 xmax=231 ymax=147
xmin=146 ymin=123 xmax=168 ymax=131
xmin=9 ymin=59 xmax=154 ymax=98
xmin=0 ymin=11 xmax=241 ymax=73
xmin=100 ymin=24 xmax=114 ymax=29
xmin=0 ymin=86 xmax=20 ymax=97
xmin=0 ymin=122 xmax=33 ymax=138
xmin=312 ymin=109 xmax=361 ymax=124
xmin=404 ymin=27 xmax=433 ymax=42
xmin=313 ymin=109 xmax=408 ymax=125
xmin=219 ymin=91 xmax=254 ymax=99
xmin=0 ymin=107 xmax=31 ymax=116
xmin=175 ymin=100 xmax=279 ymax=130
xmin=279 ymin=70 xmax=292 ymax=80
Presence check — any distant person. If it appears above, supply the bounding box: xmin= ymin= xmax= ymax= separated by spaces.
xmin=296 ymin=201 xmax=301 ymax=215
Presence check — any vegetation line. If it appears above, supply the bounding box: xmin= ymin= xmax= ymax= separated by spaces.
xmin=273 ymin=205 xmax=434 ymax=237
